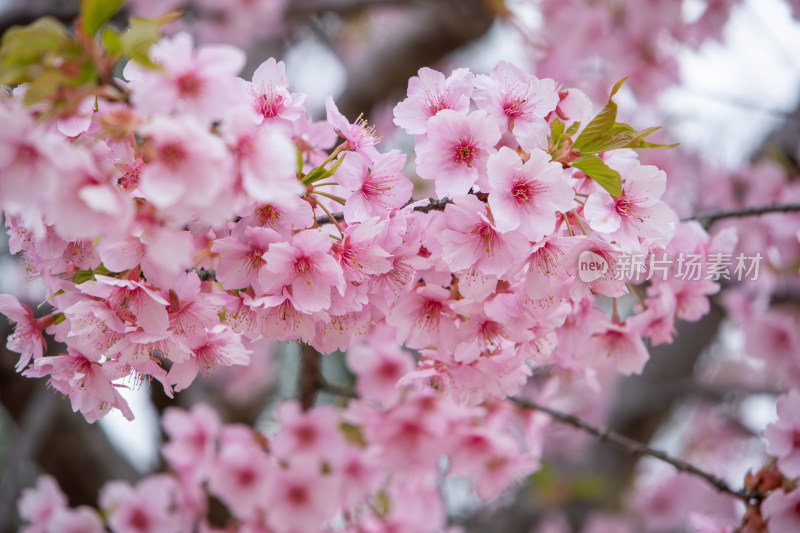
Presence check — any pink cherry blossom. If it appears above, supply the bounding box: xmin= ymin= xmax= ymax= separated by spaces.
xmin=124 ymin=32 xmax=246 ymax=123
xmin=162 ymin=403 xmax=221 ymax=480
xmin=208 ymin=429 xmax=273 ymax=521
xmin=0 ymin=103 xmax=68 ymax=234
xmin=245 ymin=57 xmax=307 ymax=125
xmin=762 ymin=487 xmax=800 ymax=533
xmin=473 ymin=61 xmax=558 ymax=149
xmin=586 ymin=320 xmax=650 ymax=375
xmin=764 ymin=390 xmax=800 ymax=478
xmin=325 ymin=96 xmax=381 ymax=161
xmin=46 ymin=507 xmax=105 ymax=533
xmin=584 ymin=164 xmax=678 ymax=250
xmin=449 ymin=428 xmax=538 ymax=500
xmin=236 ymin=195 xmax=314 ymax=239
xmin=78 ymin=275 xmax=169 ymax=336
xmin=0 ymin=294 xmax=49 ymax=371
xmin=333 ymin=219 xmax=393 ymax=283
xmin=17 ymin=475 xmax=67 ymax=531
xmin=387 ymin=284 xmax=458 ymax=352
xmin=137 ymin=115 xmax=232 ymax=216
xmin=100 ymin=476 xmax=181 ymax=533
xmin=24 ymin=349 xmax=134 ymax=422
xmin=167 ymin=325 xmax=251 ymax=392
xmin=245 ymin=290 xmax=316 ymax=342
xmin=167 ymin=273 xmax=219 ymax=346
xmin=487 ymin=147 xmax=575 ymax=240
xmin=222 ymin=110 xmax=300 ymax=202
xmin=261 ymin=229 xmax=345 ymax=313
xmin=438 ymin=194 xmax=530 ymax=277
xmin=265 ymin=457 xmax=340 ymax=533
xmin=293 ymin=112 xmax=337 ymax=166
xmin=211 ymin=226 xmax=282 ymax=291
xmin=272 ymin=401 xmax=346 ymax=462
xmin=415 ymin=109 xmax=501 ymax=198
xmin=393 ymin=67 xmax=474 ymax=134
xmin=335 ymin=150 xmax=413 ymax=223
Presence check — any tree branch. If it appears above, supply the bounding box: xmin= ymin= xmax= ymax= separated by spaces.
xmin=508 ymin=396 xmax=762 ymax=504
xmin=297 ymin=344 xmax=323 ymax=410
xmin=314 ymin=196 xmax=455 ymax=225
xmin=288 ymin=0 xmax=418 ymax=16
xmin=684 ymin=203 xmax=800 ymax=227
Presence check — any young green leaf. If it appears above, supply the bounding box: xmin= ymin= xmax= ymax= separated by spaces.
xmin=572 ymin=154 xmax=622 ymax=198
xmin=119 ymin=12 xmax=180 ymax=68
xmin=549 ymin=117 xmax=566 ymax=152
xmin=572 ymin=77 xmax=627 ymax=153
xmin=81 ymin=0 xmax=125 ymax=37
xmin=0 ymin=17 xmax=70 ymax=85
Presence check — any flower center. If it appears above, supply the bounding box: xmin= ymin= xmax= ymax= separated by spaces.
xmin=158 ymin=142 xmax=187 ymax=170
xmin=473 ymin=222 xmax=499 ymax=253
xmin=503 ymin=90 xmax=528 ymax=118
xmin=256 ymin=88 xmax=283 ymax=118
xmin=288 ymin=486 xmax=309 ymax=506
xmin=294 ymin=256 xmax=313 ymax=275
xmin=511 ymin=178 xmax=546 ymax=206
xmin=424 ymin=90 xmax=452 ymax=117
xmin=14 ymin=143 xmax=39 ymax=167
xmin=176 ymin=72 xmax=203 ymax=98
xmin=452 ymin=138 xmax=477 ymax=166
xmin=255 ymin=204 xmax=281 ymax=227
xmin=236 ymin=467 xmax=256 ymax=488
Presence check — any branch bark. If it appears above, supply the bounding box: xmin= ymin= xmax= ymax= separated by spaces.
xmin=684 ymin=203 xmax=800 ymax=227
xmin=508 ymin=397 xmax=761 ymax=504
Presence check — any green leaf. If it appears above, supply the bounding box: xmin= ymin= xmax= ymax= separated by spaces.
xmin=295 ymin=145 xmax=305 ymax=175
xmin=315 ymin=154 xmax=347 ymax=182
xmin=52 ymin=313 xmax=67 ymax=325
xmin=23 ymin=70 xmax=68 ymax=105
xmin=0 ymin=17 xmax=70 ymax=85
xmin=102 ymin=27 xmax=123 ymax=56
xmin=572 ymin=154 xmax=622 ymax=198
xmin=37 ymin=289 xmax=65 ymax=309
xmin=120 ymin=12 xmax=180 ymax=68
xmin=81 ymin=0 xmax=125 ymax=37
xmin=72 ymin=268 xmax=95 ymax=284
xmin=303 ymin=153 xmax=347 ymax=184
xmin=572 ymin=77 xmax=627 ymax=154
xmin=548 ymin=117 xmax=565 ymax=152
xmin=563 ymin=120 xmax=581 ymax=140
xmin=94 ymin=263 xmax=111 ymax=277
xmin=340 ymin=422 xmax=367 ymax=447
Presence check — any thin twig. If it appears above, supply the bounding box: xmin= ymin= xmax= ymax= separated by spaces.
xmin=509 ymin=396 xmax=763 ymax=503
xmin=319 ymin=380 xmax=359 ymax=399
xmin=684 ymin=203 xmax=800 ymax=227
xmin=288 ymin=0 xmax=420 ymax=17
xmin=314 ymin=196 xmax=456 ymax=226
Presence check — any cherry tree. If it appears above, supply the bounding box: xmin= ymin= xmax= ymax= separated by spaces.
xmin=1 ymin=1 xmax=800 ymax=532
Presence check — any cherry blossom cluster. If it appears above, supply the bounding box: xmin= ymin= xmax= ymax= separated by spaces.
xmin=0 ymin=29 xmax=724 ymax=424
xmin=4 ymin=20 xmax=796 ymax=532
xmin=17 ymin=397 xmax=544 ymax=533
xmin=529 ymin=0 xmax=743 ymax=102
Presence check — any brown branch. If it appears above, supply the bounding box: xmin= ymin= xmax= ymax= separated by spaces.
xmin=310 ymin=373 xmax=762 ymax=505
xmin=288 ymin=0 xmax=418 ymax=16
xmin=508 ymin=396 xmax=763 ymax=504
xmin=684 ymin=203 xmax=800 ymax=227
xmin=297 ymin=344 xmax=323 ymax=410
xmin=315 ymin=196 xmax=455 ymax=226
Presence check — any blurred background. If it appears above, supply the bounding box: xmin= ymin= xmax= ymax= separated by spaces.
xmin=2 ymin=0 xmax=800 ymax=531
